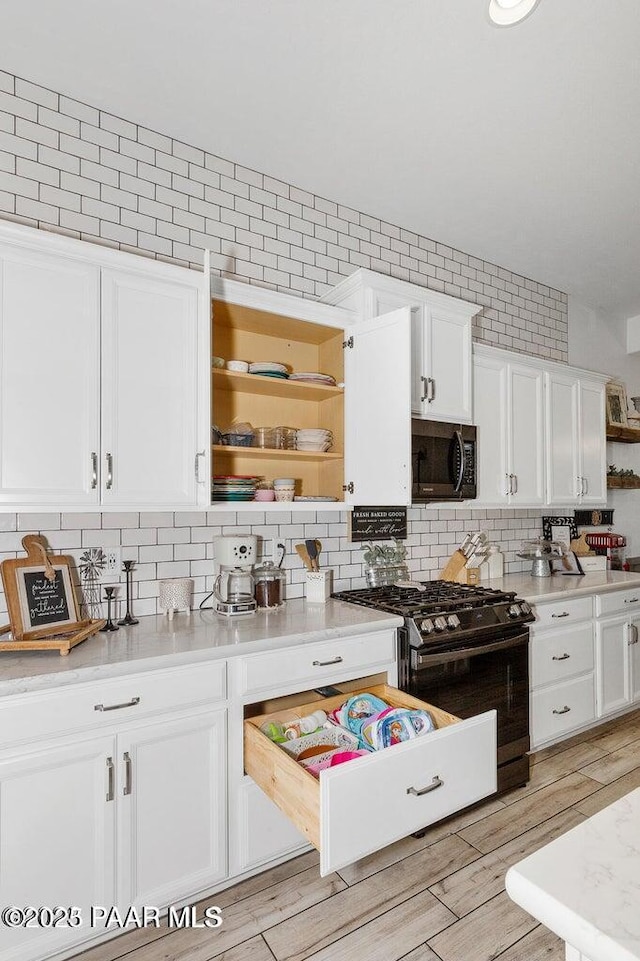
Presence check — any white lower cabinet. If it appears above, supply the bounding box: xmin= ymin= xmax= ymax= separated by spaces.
xmin=117 ymin=711 xmax=227 ymax=911
xmin=234 ymin=778 xmax=307 ymax=873
xmin=530 ymin=600 xmax=595 ymax=749
xmin=595 ymin=614 xmax=640 ymax=717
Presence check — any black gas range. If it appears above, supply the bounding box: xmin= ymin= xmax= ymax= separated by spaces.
xmin=332 ymin=580 xmax=535 ymax=793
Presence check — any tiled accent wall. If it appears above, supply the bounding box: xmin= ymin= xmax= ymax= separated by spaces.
xmin=0 ymin=69 xmax=568 ymax=361
xmin=0 ymin=67 xmax=563 ymax=618
xmin=0 ymin=509 xmax=546 ymax=619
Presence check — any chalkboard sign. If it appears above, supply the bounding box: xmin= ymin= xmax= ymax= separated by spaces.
xmin=1 ymin=535 xmax=82 ymax=640
xmin=349 ymin=506 xmax=407 ymax=542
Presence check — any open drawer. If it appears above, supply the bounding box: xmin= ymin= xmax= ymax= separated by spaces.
xmin=244 ymin=683 xmax=496 ymax=875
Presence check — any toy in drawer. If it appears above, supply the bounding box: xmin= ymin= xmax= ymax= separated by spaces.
xmin=244 ymin=683 xmax=497 ymax=875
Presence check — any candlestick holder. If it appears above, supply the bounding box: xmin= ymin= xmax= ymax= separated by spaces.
xmin=118 ymin=560 xmax=139 ymax=626
xmin=100 ymin=586 xmax=119 ymax=632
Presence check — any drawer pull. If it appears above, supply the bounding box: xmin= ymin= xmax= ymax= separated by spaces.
xmin=624 ymin=598 xmax=639 ymax=604
xmin=551 ymin=612 xmax=570 ymax=619
xmin=552 ymin=705 xmax=571 ymax=715
xmin=312 ymin=657 xmax=343 ymax=667
xmin=123 ymin=752 xmax=132 ymax=796
xmin=552 ymin=653 xmax=571 ymax=661
xmin=407 ymin=775 xmax=444 ymax=797
xmin=94 ymin=696 xmax=141 ymax=712
xmin=106 ymin=756 xmax=115 ymax=802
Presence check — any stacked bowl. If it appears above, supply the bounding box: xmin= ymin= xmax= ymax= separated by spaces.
xmin=296 ymin=429 xmax=333 ymax=452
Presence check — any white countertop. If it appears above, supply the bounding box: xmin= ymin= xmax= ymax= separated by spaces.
xmin=506 ymin=787 xmax=640 ymax=961
xmin=489 ymin=570 xmax=640 ymax=604
xmin=0 ymin=600 xmax=403 ymax=698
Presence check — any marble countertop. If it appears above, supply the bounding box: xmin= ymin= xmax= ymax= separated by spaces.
xmin=506 ymin=787 xmax=640 ymax=961
xmin=486 ymin=571 xmax=640 ymax=604
xmin=0 ymin=600 xmax=403 ymax=698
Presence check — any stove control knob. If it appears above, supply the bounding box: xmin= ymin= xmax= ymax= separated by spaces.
xmin=434 ymin=616 xmax=448 ymax=632
xmin=446 ymin=614 xmax=461 ymax=630
xmin=519 ymin=601 xmax=531 ymax=615
xmin=508 ymin=604 xmax=522 ymax=618
xmin=421 ymin=618 xmax=434 ymax=634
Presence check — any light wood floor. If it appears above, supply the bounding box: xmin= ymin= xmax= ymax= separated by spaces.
xmin=73 ymin=709 xmax=640 ymax=961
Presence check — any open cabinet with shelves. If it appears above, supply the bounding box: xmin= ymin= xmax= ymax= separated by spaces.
xmin=208 ymin=268 xmax=413 ymax=509
xmin=211 ymin=296 xmax=346 ymax=504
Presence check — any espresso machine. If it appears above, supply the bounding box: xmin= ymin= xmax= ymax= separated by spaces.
xmin=212 ymin=534 xmax=258 ymax=616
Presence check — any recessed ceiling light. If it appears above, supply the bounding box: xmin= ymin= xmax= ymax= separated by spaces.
xmin=488 ymin=0 xmax=541 ymax=26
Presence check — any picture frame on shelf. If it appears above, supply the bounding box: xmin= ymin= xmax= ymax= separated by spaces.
xmin=606 ymin=382 xmax=629 ymax=427
xmin=550 ymin=551 xmax=584 ymax=576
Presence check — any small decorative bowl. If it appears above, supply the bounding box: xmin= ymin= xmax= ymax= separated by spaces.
xmin=273 ymin=477 xmax=295 ymax=487
xmin=254 ymin=489 xmax=275 ymax=502
xmin=274 ymin=488 xmax=295 ymax=502
xmin=212 ymin=356 xmax=225 ymax=368
xmin=227 ymin=360 xmax=249 ymax=373
xmin=222 ymin=432 xmax=254 ymax=447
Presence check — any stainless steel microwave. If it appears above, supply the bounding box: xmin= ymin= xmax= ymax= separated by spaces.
xmin=411 ymin=419 xmax=477 ymax=502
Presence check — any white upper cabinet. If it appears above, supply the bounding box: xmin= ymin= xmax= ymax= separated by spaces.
xmin=344 ymin=307 xmax=412 ymax=505
xmin=0 ymin=242 xmax=101 ymax=506
xmin=546 ymin=369 xmax=607 ymax=507
xmin=321 ymin=269 xmax=478 ymax=425
xmin=0 ymin=222 xmax=209 ymax=511
xmin=101 ymin=268 xmax=204 ymax=507
xmin=473 ymin=348 xmax=544 ymax=506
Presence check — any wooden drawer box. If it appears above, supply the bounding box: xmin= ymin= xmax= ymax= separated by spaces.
xmin=531 ymin=674 xmax=595 ymax=747
xmin=0 ymin=660 xmax=227 ymax=748
xmin=234 ymin=630 xmax=396 ymax=698
xmin=530 ymin=624 xmax=594 ymax=689
xmin=595 ymin=588 xmax=640 ymax=617
xmin=533 ymin=596 xmax=593 ymax=629
xmin=244 ymin=683 xmax=496 ymax=875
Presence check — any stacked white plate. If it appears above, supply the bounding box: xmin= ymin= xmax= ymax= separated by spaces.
xmin=248 ymin=362 xmax=288 ymax=379
xmin=296 ymin=428 xmax=333 ymax=452
xmin=288 ymin=372 xmax=336 ymax=386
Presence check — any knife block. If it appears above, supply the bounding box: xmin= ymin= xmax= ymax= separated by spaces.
xmin=438 ymin=549 xmax=467 ymax=582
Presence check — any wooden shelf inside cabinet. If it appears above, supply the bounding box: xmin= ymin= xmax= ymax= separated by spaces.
xmin=212 ymin=444 xmax=343 ymax=461
xmin=606 ymin=425 xmax=640 ymax=443
xmin=212 ymin=368 xmax=343 ymax=401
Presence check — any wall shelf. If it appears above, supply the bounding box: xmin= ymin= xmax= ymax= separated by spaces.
xmin=607 ymin=476 xmax=640 ymax=489
xmin=606 ymin=425 xmax=640 ymax=443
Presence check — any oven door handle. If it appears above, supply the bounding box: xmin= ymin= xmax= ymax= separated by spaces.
xmin=412 ymin=631 xmax=528 ymax=669
xmin=453 ymin=430 xmax=465 ymax=493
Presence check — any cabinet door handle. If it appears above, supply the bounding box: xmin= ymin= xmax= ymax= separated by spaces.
xmin=505 ymin=474 xmax=511 ymax=496
xmin=312 ymin=657 xmax=343 ymax=667
xmin=624 ymin=598 xmax=639 ymax=604
xmin=511 ymin=473 xmax=518 ymax=494
xmin=407 ymin=775 xmax=444 ymax=797
xmin=94 ymin=696 xmax=141 ymax=712
xmin=106 ymin=453 xmax=113 ymax=490
xmin=575 ymin=476 xmax=582 ymax=498
xmin=552 ymin=612 xmax=570 ymax=618
xmin=91 ymin=452 xmax=98 ymax=490
xmin=420 ymin=375 xmax=429 ymax=403
xmin=552 ymin=653 xmax=570 ymax=661
xmin=627 ymin=624 xmax=639 ymax=645
xmin=123 ymin=752 xmax=132 ymax=796
xmin=428 ymin=377 xmax=435 ymax=403
xmin=194 ymin=450 xmax=205 ymax=483
xmin=582 ymin=476 xmax=588 ymax=495
xmin=552 ymin=705 xmax=571 ymax=715
xmin=106 ymin=756 xmax=115 ymax=802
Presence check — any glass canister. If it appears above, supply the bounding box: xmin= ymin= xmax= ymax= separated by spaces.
xmin=253 ymin=560 xmax=286 ymax=609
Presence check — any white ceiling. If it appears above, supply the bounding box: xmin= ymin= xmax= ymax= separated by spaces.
xmin=3 ymin=0 xmax=640 ymax=318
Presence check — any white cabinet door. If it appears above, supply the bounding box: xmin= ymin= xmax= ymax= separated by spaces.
xmin=546 ymin=372 xmax=580 ymax=505
xmin=0 ymin=245 xmax=100 ymax=506
xmin=101 ymin=268 xmax=202 ymax=507
xmin=0 ymin=737 xmax=115 ymax=961
xmin=344 ymin=308 xmax=411 ymax=505
xmin=509 ymin=363 xmax=544 ymax=505
xmin=473 ymin=353 xmax=508 ymax=505
xmin=118 ymin=711 xmax=227 ymax=910
xmin=630 ymin=618 xmax=640 ymax=704
xmin=579 ymin=380 xmax=606 ymax=505
xmin=426 ymin=306 xmax=473 ymax=424
xmin=596 ymin=616 xmax=631 ymax=717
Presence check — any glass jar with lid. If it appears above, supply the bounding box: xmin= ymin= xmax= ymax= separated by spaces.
xmin=253 ymin=560 xmax=286 ymax=608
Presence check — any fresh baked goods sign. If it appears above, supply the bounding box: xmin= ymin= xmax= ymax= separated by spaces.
xmin=349 ymin=507 xmax=407 ymax=542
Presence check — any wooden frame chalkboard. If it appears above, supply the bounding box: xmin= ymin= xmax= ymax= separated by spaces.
xmin=1 ymin=535 xmax=84 ymax=641
xmin=349 ymin=507 xmax=408 ymax=542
